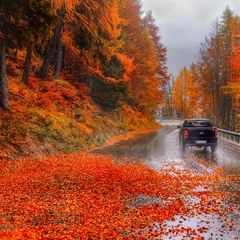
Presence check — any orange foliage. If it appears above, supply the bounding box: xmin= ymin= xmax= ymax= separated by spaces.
xmin=104 ymin=127 xmax=162 ymax=146
xmin=27 ymin=76 xmax=90 ymax=110
xmin=0 ymin=153 xmax=238 ymax=239
xmin=223 ymin=21 xmax=240 ymax=114
xmin=172 ymin=66 xmax=201 ymax=118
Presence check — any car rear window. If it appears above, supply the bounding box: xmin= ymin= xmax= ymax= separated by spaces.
xmin=185 ymin=120 xmax=212 ymax=127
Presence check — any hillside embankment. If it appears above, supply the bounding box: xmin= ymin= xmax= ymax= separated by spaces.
xmin=0 ymin=75 xmax=160 ymax=160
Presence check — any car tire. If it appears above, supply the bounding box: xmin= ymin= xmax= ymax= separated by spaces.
xmin=181 ymin=139 xmax=187 ymax=153
xmin=211 ymin=145 xmax=217 ymax=153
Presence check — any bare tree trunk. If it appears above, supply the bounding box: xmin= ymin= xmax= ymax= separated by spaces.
xmin=38 ymin=8 xmax=65 ymax=79
xmin=22 ymin=44 xmax=33 ymax=84
xmin=38 ymin=25 xmax=59 ymax=78
xmin=53 ymin=34 xmax=63 ymax=78
xmin=0 ymin=39 xmax=9 ymax=110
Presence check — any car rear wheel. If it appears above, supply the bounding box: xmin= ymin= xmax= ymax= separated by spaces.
xmin=181 ymin=139 xmax=187 ymax=153
xmin=211 ymin=145 xmax=217 ymax=153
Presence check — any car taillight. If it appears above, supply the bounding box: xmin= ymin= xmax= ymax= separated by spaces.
xmin=184 ymin=129 xmax=189 ymax=139
xmin=214 ymin=129 xmax=218 ymax=138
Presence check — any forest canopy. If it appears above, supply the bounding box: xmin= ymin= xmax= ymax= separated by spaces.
xmin=0 ymin=0 xmax=169 ymax=156
xmin=0 ymin=0 xmax=169 ymax=116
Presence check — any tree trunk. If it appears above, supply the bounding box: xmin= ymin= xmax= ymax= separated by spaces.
xmin=0 ymin=39 xmax=9 ymax=110
xmin=38 ymin=8 xmax=65 ymax=79
xmin=22 ymin=44 xmax=33 ymax=84
xmin=38 ymin=29 xmax=58 ymax=79
xmin=53 ymin=33 xmax=63 ymax=79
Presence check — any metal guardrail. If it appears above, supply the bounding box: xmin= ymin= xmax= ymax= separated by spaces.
xmin=218 ymin=129 xmax=240 ymax=146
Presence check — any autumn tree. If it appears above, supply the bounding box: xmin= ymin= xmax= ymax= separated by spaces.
xmin=118 ymin=0 xmax=169 ymax=117
xmin=37 ymin=0 xmax=80 ymax=79
xmin=21 ymin=0 xmax=56 ymax=84
xmin=0 ymin=0 xmax=169 ymax=123
xmin=195 ymin=6 xmax=237 ymax=129
xmin=38 ymin=0 xmax=125 ymax=81
xmin=162 ymin=76 xmax=174 ymax=117
xmin=0 ymin=34 xmax=7 ymax=110
xmin=143 ymin=11 xmax=169 ymax=90
xmin=195 ymin=61 xmax=214 ymax=120
xmin=217 ymin=6 xmax=235 ymax=129
xmin=172 ymin=68 xmax=187 ymax=118
xmin=171 ymin=66 xmax=199 ymax=118
xmin=171 ymin=75 xmax=183 ymax=117
xmin=197 ymin=21 xmax=222 ymax=124
xmin=38 ymin=5 xmax=66 ymax=78
xmin=67 ymin=0 xmax=132 ymax=110
xmin=71 ymin=0 xmax=123 ymax=78
xmin=188 ymin=64 xmax=201 ymax=116
xmin=0 ymin=0 xmax=57 ymax=110
xmin=0 ymin=0 xmax=29 ymax=109
xmin=143 ymin=11 xmax=169 ymax=101
xmin=222 ymin=15 xmax=240 ymax=131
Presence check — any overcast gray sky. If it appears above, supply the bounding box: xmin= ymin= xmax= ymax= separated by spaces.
xmin=141 ymin=0 xmax=240 ymax=77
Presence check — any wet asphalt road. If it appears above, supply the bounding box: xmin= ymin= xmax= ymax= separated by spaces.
xmin=92 ymin=119 xmax=240 ymax=176
xmin=91 ymin=119 xmax=240 ymax=239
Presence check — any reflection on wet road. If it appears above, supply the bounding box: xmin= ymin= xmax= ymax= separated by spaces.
xmin=149 ymin=120 xmax=239 ymax=174
xmin=92 ymin=119 xmax=240 ymax=183
xmin=94 ymin=119 xmax=240 ymax=175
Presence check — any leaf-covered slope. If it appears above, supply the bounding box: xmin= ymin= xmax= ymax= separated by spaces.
xmin=0 ymin=67 xmax=160 ymax=159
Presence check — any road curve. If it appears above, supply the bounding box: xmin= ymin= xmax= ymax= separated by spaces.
xmin=92 ymin=119 xmax=240 ymax=175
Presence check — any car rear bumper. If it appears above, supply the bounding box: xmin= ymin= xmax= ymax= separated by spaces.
xmin=184 ymin=139 xmax=218 ymax=147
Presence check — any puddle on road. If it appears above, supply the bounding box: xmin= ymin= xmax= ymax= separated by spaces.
xmin=159 ymin=211 xmax=240 ymax=239
xmin=127 ymin=191 xmax=240 ymax=239
xmin=160 ymin=187 xmax=240 ymax=239
xmin=142 ymin=150 xmax=240 ymax=238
